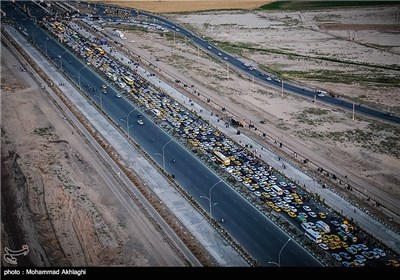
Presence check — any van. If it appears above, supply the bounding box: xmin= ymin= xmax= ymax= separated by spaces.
xmin=337 ymin=231 xmax=348 ymax=241
xmin=340 ymin=224 xmax=349 ymax=233
xmin=301 ymin=222 xmax=311 ymax=230
xmin=347 ymin=233 xmax=357 ymax=243
xmin=316 ymin=220 xmax=330 ymax=233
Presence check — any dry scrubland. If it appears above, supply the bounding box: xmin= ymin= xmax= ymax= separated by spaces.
xmin=110 ymin=3 xmax=400 ymax=227
xmin=1 ymin=43 xmax=185 ymax=266
xmin=95 ymin=0 xmax=272 ymax=13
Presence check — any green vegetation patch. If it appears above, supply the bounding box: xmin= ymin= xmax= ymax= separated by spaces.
xmin=259 ymin=1 xmax=400 ymax=11
xmin=294 ymin=108 xmax=332 ymax=125
xmin=33 ymin=127 xmax=52 ymax=137
xmin=213 ymin=40 xmax=400 ymax=73
xmin=296 ymin=123 xmax=400 ymax=158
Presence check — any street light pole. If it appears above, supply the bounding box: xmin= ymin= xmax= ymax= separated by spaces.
xmin=268 ymin=238 xmax=291 ymax=267
xmin=201 ymin=179 xmax=222 ymax=219
xmin=126 ymin=109 xmax=138 ymax=138
xmin=162 ymin=138 xmax=174 ymax=170
xmin=93 ymin=94 xmax=103 ymax=111
xmin=59 ymin=50 xmax=68 ymax=71
xmin=78 ymin=65 xmax=87 ymax=90
xmin=44 ymin=37 xmax=49 ymax=56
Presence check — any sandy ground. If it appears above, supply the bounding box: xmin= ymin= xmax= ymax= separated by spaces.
xmin=106 ymin=4 xmax=400 ymax=227
xmin=1 ymin=42 xmax=185 ymax=267
xmin=92 ymin=1 xmax=272 ymax=13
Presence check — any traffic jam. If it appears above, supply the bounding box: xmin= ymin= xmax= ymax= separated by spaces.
xmin=37 ymin=15 xmax=398 ymax=267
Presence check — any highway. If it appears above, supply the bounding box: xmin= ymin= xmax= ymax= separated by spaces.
xmin=3 ymin=1 xmax=322 ymax=266
xmin=93 ymin=4 xmax=400 ymax=125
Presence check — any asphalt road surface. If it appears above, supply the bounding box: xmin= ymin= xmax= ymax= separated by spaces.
xmin=92 ymin=4 xmax=400 ymax=125
xmin=3 ymin=2 xmax=322 ymax=266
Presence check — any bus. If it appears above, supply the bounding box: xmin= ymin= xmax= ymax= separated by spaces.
xmin=305 ymin=229 xmax=322 ymax=244
xmin=213 ymin=150 xmax=230 ymax=166
xmin=122 ymin=75 xmax=134 ymax=86
xmin=271 ymin=185 xmax=283 ymax=195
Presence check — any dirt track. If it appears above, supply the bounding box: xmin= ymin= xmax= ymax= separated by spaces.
xmin=104 ymin=4 xmax=400 ymax=229
xmin=1 ymin=40 xmax=186 ymax=267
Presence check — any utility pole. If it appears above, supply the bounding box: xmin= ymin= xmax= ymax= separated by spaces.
xmin=314 ymin=95 xmax=316 ymax=109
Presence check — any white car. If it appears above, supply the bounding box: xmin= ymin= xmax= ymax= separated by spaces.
xmin=254 ymin=191 xmax=261 ymax=197
xmin=319 ymin=243 xmax=329 ymax=250
xmin=116 ymin=94 xmax=122 ymax=98
xmin=372 ymin=248 xmax=386 ymax=257
xmin=137 ymin=119 xmax=144 ymax=125
xmin=303 ymin=206 xmax=312 ymax=212
xmin=308 ymin=212 xmax=317 ymax=218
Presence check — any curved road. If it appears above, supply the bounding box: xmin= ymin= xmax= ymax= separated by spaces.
xmin=93 ymin=3 xmax=400 ymax=125
xmin=3 ymin=2 xmax=322 ymax=266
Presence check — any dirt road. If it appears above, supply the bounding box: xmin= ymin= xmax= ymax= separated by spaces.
xmin=106 ymin=7 xmax=400 ymax=229
xmin=1 ymin=40 xmax=186 ymax=267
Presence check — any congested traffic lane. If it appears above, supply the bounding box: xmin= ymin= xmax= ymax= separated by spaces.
xmin=3 ymin=2 xmax=323 ymax=266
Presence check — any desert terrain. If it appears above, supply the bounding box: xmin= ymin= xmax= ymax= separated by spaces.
xmin=92 ymin=0 xmax=272 ymax=13
xmin=106 ymin=3 xmax=400 ymax=228
xmin=1 ymin=41 xmax=186 ymax=267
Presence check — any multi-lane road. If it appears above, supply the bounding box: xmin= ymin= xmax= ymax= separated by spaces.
xmin=2 ymin=1 xmax=325 ymax=266
xmin=93 ymin=4 xmax=400 ymax=125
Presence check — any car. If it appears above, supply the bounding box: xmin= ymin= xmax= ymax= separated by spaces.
xmin=207 ymin=46 xmax=212 ymax=50
xmin=271 ymin=206 xmax=281 ymax=212
xmin=303 ymin=206 xmax=312 ymax=212
xmin=137 ymin=119 xmax=144 ymax=125
xmin=318 ymin=212 xmax=327 ymax=219
xmin=266 ymin=201 xmax=274 ymax=208
xmin=116 ymin=94 xmax=122 ymax=98
xmin=318 ymin=243 xmax=329 ymax=250
xmin=287 ymin=211 xmax=296 ymax=218
xmin=352 ymin=259 xmax=365 ymax=267
xmin=339 ymin=251 xmax=351 ymax=260
xmin=331 ymin=253 xmax=342 ymax=262
xmin=345 ymin=246 xmax=357 ymax=255
xmin=298 ymin=212 xmax=308 ymax=219
xmin=308 ymin=211 xmax=317 ymax=218
xmin=355 ymin=254 xmax=366 ymax=262
xmin=254 ymin=191 xmax=261 ymax=197
xmin=355 ymin=244 xmax=368 ymax=251
xmin=218 ymin=52 xmax=222 ymax=56
xmin=223 ymin=56 xmax=228 ymax=60
xmin=341 ymin=261 xmax=352 ymax=267
xmin=331 ymin=220 xmax=341 ymax=227
xmin=386 ymin=259 xmax=400 ymax=267
xmin=372 ymin=248 xmax=386 ymax=257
